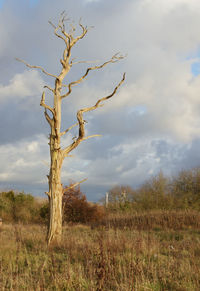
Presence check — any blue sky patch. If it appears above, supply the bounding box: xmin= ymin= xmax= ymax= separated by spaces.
xmin=191 ymin=62 xmax=200 ymax=77
xmin=30 ymin=0 xmax=39 ymax=7
xmin=128 ymin=105 xmax=147 ymax=116
xmin=0 ymin=0 xmax=5 ymax=9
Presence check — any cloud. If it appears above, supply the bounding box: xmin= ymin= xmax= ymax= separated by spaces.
xmin=0 ymin=70 xmax=44 ymax=104
xmin=0 ymin=135 xmax=48 ymax=185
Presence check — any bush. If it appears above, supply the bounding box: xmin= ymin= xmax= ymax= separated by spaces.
xmin=170 ymin=168 xmax=200 ymax=210
xmin=0 ymin=191 xmax=46 ymax=223
xmin=63 ymin=184 xmax=105 ymax=224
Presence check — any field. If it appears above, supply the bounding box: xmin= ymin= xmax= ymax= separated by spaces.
xmin=0 ymin=211 xmax=200 ymax=291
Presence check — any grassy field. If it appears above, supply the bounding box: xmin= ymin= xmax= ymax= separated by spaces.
xmin=0 ymin=211 xmax=200 ymax=291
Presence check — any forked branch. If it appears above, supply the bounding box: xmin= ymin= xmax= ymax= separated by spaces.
xmin=40 ymin=92 xmax=55 ymax=115
xmin=62 ymin=73 xmax=126 ymax=156
xmin=61 ymin=53 xmax=125 ymax=99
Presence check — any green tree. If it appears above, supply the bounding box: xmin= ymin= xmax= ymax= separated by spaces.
xmin=171 ymin=168 xmax=200 ymax=210
xmin=135 ymin=171 xmax=172 ymax=210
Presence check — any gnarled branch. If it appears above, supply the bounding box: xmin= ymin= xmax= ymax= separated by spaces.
xmin=62 ymin=73 xmax=126 ymax=156
xmin=71 ymin=20 xmax=89 ymax=46
xmin=44 ymin=85 xmax=55 ymax=93
xmin=40 ymin=92 xmax=55 ymax=115
xmin=61 ymin=53 xmax=125 ymax=99
xmin=44 ymin=109 xmax=53 ymax=127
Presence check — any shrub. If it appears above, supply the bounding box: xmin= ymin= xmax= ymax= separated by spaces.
xmin=0 ymin=191 xmax=46 ymax=223
xmin=63 ymin=184 xmax=105 ymax=224
xmin=170 ymin=168 xmax=200 ymax=210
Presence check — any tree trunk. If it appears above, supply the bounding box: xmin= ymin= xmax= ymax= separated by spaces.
xmin=47 ymin=131 xmax=63 ymax=246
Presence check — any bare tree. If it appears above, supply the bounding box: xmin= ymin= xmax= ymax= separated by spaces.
xmin=17 ymin=13 xmax=125 ymax=246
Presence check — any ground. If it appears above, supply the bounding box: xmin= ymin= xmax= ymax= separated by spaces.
xmin=0 ymin=212 xmax=200 ymax=290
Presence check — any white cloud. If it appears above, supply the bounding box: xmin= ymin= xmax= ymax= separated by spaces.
xmin=0 ymin=70 xmax=44 ymax=105
xmin=0 ymin=135 xmax=48 ymax=184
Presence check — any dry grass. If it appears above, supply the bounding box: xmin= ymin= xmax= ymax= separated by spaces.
xmin=97 ymin=210 xmax=200 ymax=230
xmin=0 ymin=211 xmax=200 ymax=290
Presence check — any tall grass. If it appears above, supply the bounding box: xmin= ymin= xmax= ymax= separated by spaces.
xmin=0 ymin=210 xmax=200 ymax=290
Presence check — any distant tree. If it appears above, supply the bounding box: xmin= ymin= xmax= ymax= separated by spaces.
xmin=0 ymin=191 xmax=41 ymax=223
xmin=17 ymin=12 xmax=125 ymax=245
xmin=170 ymin=168 xmax=200 ymax=209
xmin=106 ymin=185 xmax=135 ymax=210
xmin=135 ymin=171 xmax=173 ymax=210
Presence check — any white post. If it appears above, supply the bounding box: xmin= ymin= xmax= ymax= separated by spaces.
xmin=105 ymin=192 xmax=109 ymax=208
xmin=122 ymin=190 xmax=126 ymax=203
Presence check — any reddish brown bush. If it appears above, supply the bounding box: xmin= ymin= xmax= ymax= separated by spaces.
xmin=63 ymin=184 xmax=105 ymax=224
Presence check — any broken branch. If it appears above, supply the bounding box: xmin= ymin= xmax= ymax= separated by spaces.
xmin=63 ymin=178 xmax=87 ymax=192
xmin=82 ymin=134 xmax=102 ymax=141
xmin=60 ymin=122 xmax=79 ymax=136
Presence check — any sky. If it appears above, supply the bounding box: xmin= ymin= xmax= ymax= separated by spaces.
xmin=1 ymin=0 xmax=200 ymax=201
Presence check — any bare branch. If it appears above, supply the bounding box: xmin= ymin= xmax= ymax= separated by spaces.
xmin=60 ymin=122 xmax=79 ymax=137
xmin=45 ymin=191 xmax=50 ymax=197
xmin=71 ymin=20 xmax=88 ymax=46
xmin=40 ymin=92 xmax=55 ymax=115
xmin=82 ymin=134 xmax=102 ymax=141
xmin=70 ymin=59 xmax=100 ymax=66
xmin=48 ymin=20 xmax=56 ymax=29
xmin=44 ymin=85 xmax=55 ymax=93
xmin=61 ymin=54 xmax=125 ymax=99
xmin=49 ymin=20 xmax=69 ymax=42
xmin=62 ymin=178 xmax=87 ymax=212
xmin=48 ymin=11 xmax=71 ymax=42
xmin=95 ymin=72 xmax=126 ymax=106
xmin=63 ymin=178 xmax=87 ymax=192
xmin=69 ymin=22 xmax=76 ymax=36
xmin=44 ymin=109 xmax=53 ymax=127
xmin=62 ymin=73 xmax=125 ymax=156
xmin=16 ymin=58 xmax=57 ymax=79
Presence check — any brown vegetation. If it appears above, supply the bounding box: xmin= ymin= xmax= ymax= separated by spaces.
xmin=0 ymin=213 xmax=199 ymax=290
xmin=63 ymin=184 xmax=105 ymax=224
xmin=1 ymin=167 xmax=200 ymax=289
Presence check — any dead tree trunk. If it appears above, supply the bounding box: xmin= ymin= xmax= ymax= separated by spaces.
xmin=47 ymin=131 xmax=63 ymax=244
xmin=17 ymin=13 xmax=125 ymax=246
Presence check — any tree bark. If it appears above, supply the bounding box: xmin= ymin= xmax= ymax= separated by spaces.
xmin=47 ymin=89 xmax=63 ymax=245
xmin=47 ymin=131 xmax=64 ymax=245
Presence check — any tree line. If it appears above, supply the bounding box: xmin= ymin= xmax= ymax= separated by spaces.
xmin=106 ymin=167 xmax=200 ymax=211
xmin=0 ymin=167 xmax=200 ymax=224
xmin=0 ymin=184 xmax=104 ymax=224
